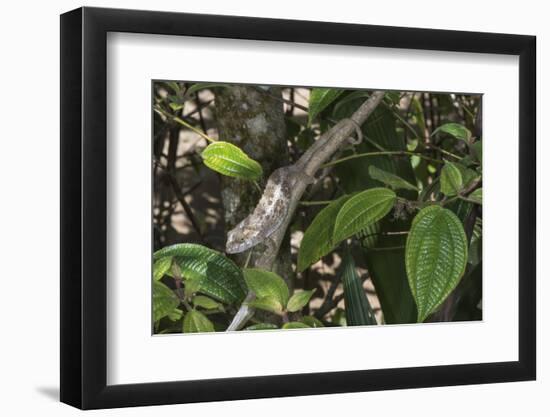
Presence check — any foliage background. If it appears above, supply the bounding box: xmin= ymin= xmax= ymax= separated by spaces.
xmin=152 ymin=82 xmax=482 ymax=333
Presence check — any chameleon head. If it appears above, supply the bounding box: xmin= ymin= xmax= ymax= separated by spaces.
xmin=225 ymin=226 xmax=259 ymax=254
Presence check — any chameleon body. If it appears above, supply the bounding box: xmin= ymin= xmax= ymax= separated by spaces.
xmin=225 ymin=166 xmax=308 ymax=254
xmin=225 ymin=119 xmax=362 ymax=255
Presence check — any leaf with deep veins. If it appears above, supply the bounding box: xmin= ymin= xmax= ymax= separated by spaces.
xmin=333 ymin=188 xmax=396 ymax=245
xmin=405 ymin=206 xmax=468 ymax=322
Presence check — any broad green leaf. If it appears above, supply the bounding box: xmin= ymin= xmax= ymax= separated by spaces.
xmin=440 ymin=162 xmax=463 ymax=196
xmin=286 ymin=290 xmax=315 ymax=313
xmin=368 ymin=165 xmax=418 ymax=191
xmin=182 ymin=310 xmax=215 ymax=333
xmin=298 ymin=195 xmax=353 ymax=272
xmin=432 ymin=123 xmax=472 ymax=143
xmin=153 ymin=281 xmax=180 ymax=322
xmin=154 ymin=243 xmax=247 ymax=304
xmin=186 ymin=83 xmax=228 ymax=96
xmin=405 ymin=205 xmax=468 ymax=322
xmin=333 ymin=188 xmax=396 ymax=245
xmin=282 ymin=322 xmax=310 ymax=329
xmin=153 ymin=256 xmax=172 ymax=281
xmin=243 ymin=268 xmax=289 ymax=309
xmin=342 ymin=249 xmax=377 ymax=326
xmin=469 ymin=188 xmax=482 ymax=205
xmin=202 ymin=141 xmax=263 ymax=181
xmin=308 ymin=88 xmax=344 ymax=125
xmin=245 ymin=323 xmax=278 ymax=331
xmin=301 ymin=316 xmax=324 ymax=328
xmin=247 ymin=297 xmax=284 ymax=314
xmin=192 ymin=295 xmax=223 ymax=310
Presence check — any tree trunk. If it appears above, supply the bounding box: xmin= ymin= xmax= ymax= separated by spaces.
xmin=214 ymin=86 xmax=293 ymax=287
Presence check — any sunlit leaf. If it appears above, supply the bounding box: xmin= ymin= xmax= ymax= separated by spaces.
xmin=153 ymin=281 xmax=180 ymax=322
xmin=243 ymin=268 xmax=289 ymax=309
xmin=286 ymin=290 xmax=315 ymax=313
xmin=154 ymin=243 xmax=247 ymax=304
xmin=301 ymin=316 xmax=324 ymax=328
xmin=192 ymin=295 xmax=223 ymax=310
xmin=333 ymin=188 xmax=396 ymax=245
xmin=202 ymin=141 xmax=263 ymax=181
xmin=153 ymin=256 xmax=172 ymax=281
xmin=405 ymin=205 xmax=468 ymax=322
xmin=308 ymin=88 xmax=344 ymax=125
xmin=440 ymin=162 xmax=463 ymax=196
xmin=342 ymin=249 xmax=377 ymax=326
xmin=298 ymin=195 xmax=353 ymax=272
xmin=368 ymin=165 xmax=418 ymax=191
xmin=432 ymin=123 xmax=472 ymax=143
xmin=247 ymin=297 xmax=284 ymax=314
xmin=182 ymin=310 xmax=215 ymax=333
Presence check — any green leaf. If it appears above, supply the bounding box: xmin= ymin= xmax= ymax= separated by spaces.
xmin=182 ymin=310 xmax=215 ymax=333
xmin=186 ymin=83 xmax=228 ymax=96
xmin=248 ymin=297 xmax=284 ymax=314
xmin=167 ymin=308 xmax=183 ymax=321
xmin=405 ymin=205 xmax=468 ymax=322
xmin=440 ymin=162 xmax=464 ymax=196
xmin=192 ymin=295 xmax=223 ymax=310
xmin=153 ymin=256 xmax=172 ymax=281
xmin=245 ymin=323 xmax=278 ymax=331
xmin=432 ymin=123 xmax=472 ymax=143
xmin=308 ymin=88 xmax=344 ymax=125
xmin=301 ymin=316 xmax=324 ymax=328
xmin=286 ymin=290 xmax=315 ymax=313
xmin=282 ymin=322 xmax=310 ymax=329
xmin=472 ymin=141 xmax=482 ymax=164
xmin=154 ymin=243 xmax=247 ymax=304
xmin=153 ymin=281 xmax=180 ymax=322
xmin=333 ymin=188 xmax=396 ymax=245
xmin=298 ymin=195 xmax=353 ymax=272
xmin=202 ymin=141 xmax=263 ymax=181
xmin=368 ymin=165 xmax=418 ymax=191
xmin=469 ymin=188 xmax=482 ymax=205
xmin=243 ymin=268 xmax=289 ymax=309
xmin=168 ymin=102 xmax=184 ymax=111
xmin=342 ymin=249 xmax=377 ymax=326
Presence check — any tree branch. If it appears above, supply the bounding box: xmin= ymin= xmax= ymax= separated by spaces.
xmin=226 ymin=91 xmax=386 ymax=331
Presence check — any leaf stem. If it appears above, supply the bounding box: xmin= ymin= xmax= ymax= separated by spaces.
xmin=154 ymin=106 xmax=217 ymax=143
xmin=299 ymin=200 xmax=333 ymax=206
xmin=321 ymin=151 xmax=443 ymax=169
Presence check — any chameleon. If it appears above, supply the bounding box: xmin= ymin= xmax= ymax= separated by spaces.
xmin=225 ymin=165 xmax=307 ymax=254
xmin=225 ymin=118 xmax=363 ymax=254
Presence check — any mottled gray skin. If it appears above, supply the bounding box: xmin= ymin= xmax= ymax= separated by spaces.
xmin=225 ymin=166 xmax=313 ymax=254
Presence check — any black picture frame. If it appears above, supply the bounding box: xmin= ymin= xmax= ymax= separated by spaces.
xmin=60 ymin=6 xmax=536 ymax=410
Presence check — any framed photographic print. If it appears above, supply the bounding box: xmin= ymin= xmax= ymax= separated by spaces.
xmin=60 ymin=6 xmax=536 ymax=409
